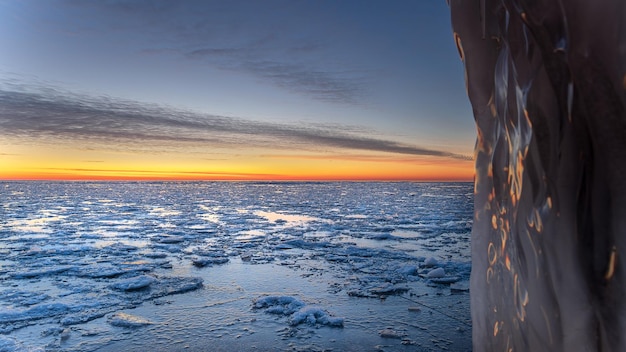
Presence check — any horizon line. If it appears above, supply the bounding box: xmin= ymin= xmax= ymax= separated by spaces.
xmin=0 ymin=176 xmax=474 ymax=182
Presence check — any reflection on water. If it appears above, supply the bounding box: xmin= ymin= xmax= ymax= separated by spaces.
xmin=254 ymin=210 xmax=322 ymax=224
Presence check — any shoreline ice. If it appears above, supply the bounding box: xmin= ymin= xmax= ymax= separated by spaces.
xmin=0 ymin=181 xmax=472 ymax=351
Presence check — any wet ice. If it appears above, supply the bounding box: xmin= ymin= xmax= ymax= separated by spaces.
xmin=0 ymin=182 xmax=472 ymax=351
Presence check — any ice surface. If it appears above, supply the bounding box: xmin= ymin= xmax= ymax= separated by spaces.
xmin=0 ymin=181 xmax=472 ymax=351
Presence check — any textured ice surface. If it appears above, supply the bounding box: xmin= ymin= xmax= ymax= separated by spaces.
xmin=0 ymin=182 xmax=472 ymax=351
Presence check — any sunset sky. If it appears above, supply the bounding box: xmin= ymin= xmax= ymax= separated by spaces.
xmin=0 ymin=0 xmax=474 ymax=181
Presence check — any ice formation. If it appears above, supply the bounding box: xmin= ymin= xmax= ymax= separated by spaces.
xmin=450 ymin=0 xmax=626 ymax=350
xmin=0 ymin=182 xmax=472 ymax=350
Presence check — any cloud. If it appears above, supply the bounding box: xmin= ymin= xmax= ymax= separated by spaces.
xmin=265 ymin=154 xmax=472 ymax=164
xmin=60 ymin=0 xmax=370 ymax=104
xmin=0 ymin=80 xmax=468 ymax=160
xmin=180 ymin=45 xmax=366 ymax=104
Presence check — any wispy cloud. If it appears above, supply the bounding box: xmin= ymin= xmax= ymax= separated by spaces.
xmin=265 ymin=154 xmax=473 ymax=163
xmin=61 ymin=0 xmax=370 ymax=104
xmin=0 ymin=79 xmax=468 ymax=160
xmin=183 ymin=46 xmax=366 ymax=104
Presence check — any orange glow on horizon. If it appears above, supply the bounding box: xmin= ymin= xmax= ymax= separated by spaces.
xmin=0 ymin=138 xmax=474 ymax=182
xmin=0 ymin=161 xmax=474 ymax=182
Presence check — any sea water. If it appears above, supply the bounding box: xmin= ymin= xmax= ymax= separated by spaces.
xmin=0 ymin=182 xmax=472 ymax=351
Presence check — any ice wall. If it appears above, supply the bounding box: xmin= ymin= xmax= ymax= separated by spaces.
xmin=449 ymin=0 xmax=626 ymax=350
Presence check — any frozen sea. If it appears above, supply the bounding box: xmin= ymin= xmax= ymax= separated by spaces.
xmin=0 ymin=182 xmax=473 ymax=351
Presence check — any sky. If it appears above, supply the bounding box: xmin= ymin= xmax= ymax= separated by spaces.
xmin=0 ymin=0 xmax=475 ymax=181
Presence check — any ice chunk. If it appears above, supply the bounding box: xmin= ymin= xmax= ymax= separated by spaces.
xmin=396 ymin=265 xmax=418 ymax=276
xmin=154 ymin=235 xmax=185 ymax=244
xmin=143 ymin=252 xmax=168 ymax=259
xmin=10 ymin=265 xmax=73 ymax=279
xmin=0 ymin=303 xmax=70 ymax=324
xmin=282 ymin=239 xmax=331 ymax=249
xmin=111 ymin=275 xmax=156 ymax=291
xmin=253 ymin=296 xmax=305 ymax=315
xmin=61 ymin=311 xmax=108 ymax=326
xmin=0 ymin=336 xmax=20 ymax=352
xmin=368 ymin=233 xmax=396 ymax=240
xmin=0 ymin=290 xmax=49 ymax=306
xmin=450 ymin=282 xmax=470 ymax=292
xmin=426 ymin=267 xmax=445 ymax=278
xmin=107 ymin=312 xmax=152 ymax=327
xmin=430 ymin=276 xmax=460 ymax=284
xmin=290 ymin=306 xmax=344 ymax=327
xmin=370 ymin=284 xmax=410 ymax=296
xmin=79 ymin=267 xmax=127 ymax=279
xmin=104 ymin=243 xmax=139 ymax=252
xmin=153 ymin=276 xmax=203 ymax=296
xmin=423 ymin=257 xmax=439 ymax=267
xmin=191 ymin=256 xmax=229 ymax=267
xmin=253 ymin=296 xmax=343 ymax=328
